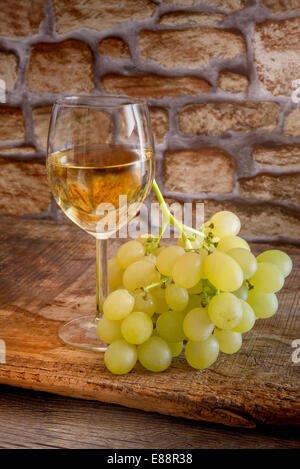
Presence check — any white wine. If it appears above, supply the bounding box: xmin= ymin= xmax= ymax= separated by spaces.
xmin=47 ymin=145 xmax=154 ymax=237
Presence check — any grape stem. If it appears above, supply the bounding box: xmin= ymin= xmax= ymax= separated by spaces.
xmin=152 ymin=180 xmax=204 ymax=250
xmin=143 ymin=276 xmax=172 ymax=293
xmin=198 ymin=279 xmax=220 ymax=306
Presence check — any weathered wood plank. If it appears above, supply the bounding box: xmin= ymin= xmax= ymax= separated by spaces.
xmin=0 ymin=216 xmax=299 ymax=428
xmin=0 ymin=385 xmax=299 ymax=449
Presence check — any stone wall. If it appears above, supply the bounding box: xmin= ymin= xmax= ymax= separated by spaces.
xmin=0 ymin=0 xmax=299 ymax=242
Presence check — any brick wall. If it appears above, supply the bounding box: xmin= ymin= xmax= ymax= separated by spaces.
xmin=0 ymin=0 xmax=299 ymax=242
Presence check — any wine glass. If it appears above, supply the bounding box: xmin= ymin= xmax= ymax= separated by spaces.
xmin=46 ymin=95 xmax=155 ymax=351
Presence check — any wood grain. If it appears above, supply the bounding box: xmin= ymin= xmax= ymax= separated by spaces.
xmin=0 ymin=216 xmax=299 ymax=429
xmin=0 ymin=385 xmax=299 ymax=449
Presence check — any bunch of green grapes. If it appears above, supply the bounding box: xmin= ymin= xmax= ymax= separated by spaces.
xmin=97 ymin=212 xmax=292 ymax=375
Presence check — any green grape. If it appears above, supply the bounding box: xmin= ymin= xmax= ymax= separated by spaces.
xmin=232 ymin=300 xmax=255 ymax=333
xmin=188 ymin=280 xmax=203 ymax=295
xmin=144 ymin=254 xmax=156 ymax=264
xmin=168 ymin=341 xmax=183 ymax=357
xmin=217 ymin=235 xmax=250 ymax=253
xmin=208 ymin=292 xmax=242 ymax=329
xmin=96 ymin=315 xmax=122 ymax=344
xmin=213 ymin=328 xmax=242 ymax=354
xmin=121 ymin=311 xmax=153 ymax=345
xmin=123 ymin=259 xmax=161 ymax=291
xmin=204 ymin=251 xmax=243 ymax=292
xmin=183 ymin=307 xmax=214 ymax=342
xmin=250 ymin=262 xmax=284 ymax=293
xmin=117 ymin=240 xmax=145 ymax=269
xmin=227 ymin=248 xmax=257 ymax=280
xmin=151 ymin=286 xmax=169 ymax=314
xmin=172 ymin=252 xmax=203 ymax=289
xmin=248 ymin=290 xmax=278 ymax=319
xmin=156 ymin=310 xmax=186 ymax=342
xmin=257 ymin=250 xmax=292 ymax=278
xmin=185 ymin=336 xmax=219 ymax=370
xmin=165 ymin=283 xmax=189 ymax=311
xmin=108 ymin=257 xmax=124 ymax=290
xmin=103 ymin=289 xmax=134 ymax=320
xmin=184 ymin=294 xmax=203 ymax=313
xmin=156 ymin=245 xmax=185 ymax=276
xmin=233 ymin=284 xmax=248 ymax=301
xmin=138 ymin=336 xmax=172 ymax=372
xmin=152 ymin=245 xmax=167 ymax=257
xmin=133 ymin=291 xmax=156 ymax=317
xmin=210 ymin=211 xmax=241 ymax=238
xmin=104 ymin=339 xmax=137 ymax=375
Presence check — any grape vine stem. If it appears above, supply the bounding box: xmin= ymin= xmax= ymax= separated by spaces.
xmin=152 ymin=180 xmax=204 ymax=250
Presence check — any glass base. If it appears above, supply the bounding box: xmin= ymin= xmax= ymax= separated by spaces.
xmin=58 ymin=314 xmax=107 ymax=352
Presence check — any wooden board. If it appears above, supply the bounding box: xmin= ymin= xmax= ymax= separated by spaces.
xmin=1 ymin=385 xmax=300 ymax=449
xmin=0 ymin=216 xmax=299 ymax=429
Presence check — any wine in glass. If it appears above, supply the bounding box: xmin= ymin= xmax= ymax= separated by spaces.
xmin=46 ymin=95 xmax=155 ymax=351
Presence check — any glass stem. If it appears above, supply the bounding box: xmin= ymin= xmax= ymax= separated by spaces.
xmin=96 ymin=238 xmax=108 ymax=320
